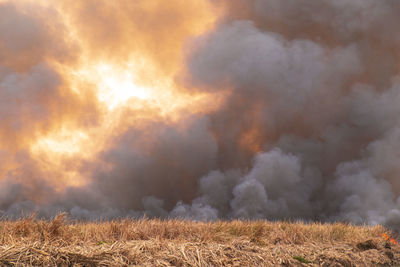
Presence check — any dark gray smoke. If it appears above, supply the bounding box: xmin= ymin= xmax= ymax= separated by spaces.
xmin=172 ymin=0 xmax=400 ymax=226
xmin=1 ymin=0 xmax=400 ymax=227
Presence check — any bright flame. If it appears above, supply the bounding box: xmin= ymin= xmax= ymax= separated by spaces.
xmin=32 ymin=128 xmax=89 ymax=156
xmin=382 ymin=233 xmax=398 ymax=245
xmin=74 ymin=62 xmax=153 ymax=110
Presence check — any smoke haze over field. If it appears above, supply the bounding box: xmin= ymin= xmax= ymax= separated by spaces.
xmin=1 ymin=0 xmax=400 ymax=227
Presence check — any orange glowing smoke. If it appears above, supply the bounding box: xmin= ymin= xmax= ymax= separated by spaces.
xmin=0 ymin=0 xmax=225 ymax=191
xmin=240 ymin=127 xmax=263 ymax=154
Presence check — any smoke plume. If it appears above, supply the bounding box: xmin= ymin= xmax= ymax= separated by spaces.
xmin=1 ymin=0 xmax=400 ymax=227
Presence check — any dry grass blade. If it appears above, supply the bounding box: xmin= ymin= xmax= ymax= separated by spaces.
xmin=0 ymin=215 xmax=397 ymax=266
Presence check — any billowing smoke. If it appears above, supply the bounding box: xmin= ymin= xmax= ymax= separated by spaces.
xmin=1 ymin=0 xmax=400 ymax=227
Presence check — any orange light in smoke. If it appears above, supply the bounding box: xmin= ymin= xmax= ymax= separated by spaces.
xmin=72 ymin=61 xmax=153 ymax=110
xmin=1 ymin=0 xmax=225 ymax=196
xmin=240 ymin=127 xmax=263 ymax=154
xmin=32 ymin=128 xmax=89 ymax=156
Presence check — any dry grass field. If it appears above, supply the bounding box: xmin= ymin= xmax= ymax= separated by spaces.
xmin=0 ymin=214 xmax=398 ymax=266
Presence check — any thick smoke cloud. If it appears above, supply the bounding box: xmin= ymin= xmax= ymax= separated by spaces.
xmin=1 ymin=0 xmax=400 ymax=228
xmin=0 ymin=1 xmax=98 ymax=216
xmin=0 ymin=2 xmax=98 ymax=148
xmin=175 ymin=0 xmax=400 ymax=226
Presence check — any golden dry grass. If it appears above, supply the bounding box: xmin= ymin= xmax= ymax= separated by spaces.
xmin=0 ymin=213 xmax=397 ymax=266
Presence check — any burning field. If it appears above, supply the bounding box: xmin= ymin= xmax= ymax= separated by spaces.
xmin=2 ymin=0 xmax=400 ymax=263
xmin=3 ymin=0 xmax=400 ymax=265
xmin=2 ymin=0 xmax=400 ymax=226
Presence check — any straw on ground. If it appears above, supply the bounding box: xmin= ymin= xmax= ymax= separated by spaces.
xmin=0 ymin=213 xmax=397 ymax=266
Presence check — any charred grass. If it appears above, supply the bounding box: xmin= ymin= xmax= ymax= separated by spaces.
xmin=0 ymin=213 xmax=398 ymax=266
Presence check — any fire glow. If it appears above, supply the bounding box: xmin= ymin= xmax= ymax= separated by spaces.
xmin=5 ymin=0 xmax=222 ymax=193
xmin=75 ymin=62 xmax=152 ymax=110
xmin=382 ymin=233 xmax=398 ymax=245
